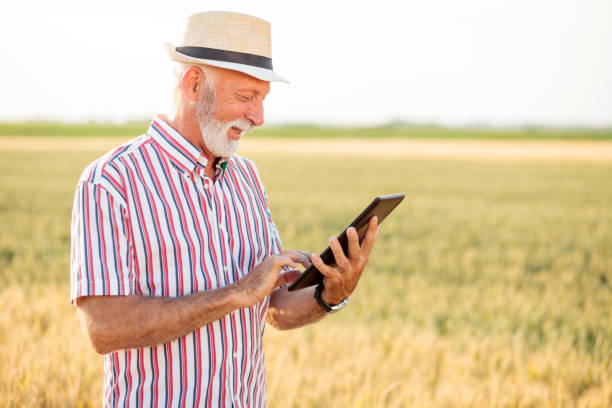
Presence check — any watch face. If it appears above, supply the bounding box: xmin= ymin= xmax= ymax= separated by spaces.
xmin=329 ymin=297 xmax=350 ymax=312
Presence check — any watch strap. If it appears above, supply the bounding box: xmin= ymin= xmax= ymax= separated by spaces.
xmin=314 ymin=283 xmax=350 ymax=313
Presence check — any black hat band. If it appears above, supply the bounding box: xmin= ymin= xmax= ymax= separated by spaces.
xmin=175 ymin=46 xmax=273 ymax=70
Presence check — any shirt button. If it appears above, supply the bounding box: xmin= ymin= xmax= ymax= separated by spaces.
xmin=203 ymin=183 xmax=209 ymax=190
xmin=235 ymin=394 xmax=239 ymax=400
xmin=223 ymin=266 xmax=228 ymax=271
xmin=233 ymin=352 xmax=238 ymax=358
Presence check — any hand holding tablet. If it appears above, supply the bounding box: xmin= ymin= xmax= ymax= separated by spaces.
xmin=287 ymin=194 xmax=405 ymax=292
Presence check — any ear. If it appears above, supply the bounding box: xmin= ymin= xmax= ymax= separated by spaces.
xmin=181 ymin=66 xmax=205 ymax=103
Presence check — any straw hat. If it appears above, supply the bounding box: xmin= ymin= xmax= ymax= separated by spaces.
xmin=164 ymin=11 xmax=288 ymax=83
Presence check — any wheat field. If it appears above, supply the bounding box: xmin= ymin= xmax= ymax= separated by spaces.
xmin=1 ymin=134 xmax=611 ymax=407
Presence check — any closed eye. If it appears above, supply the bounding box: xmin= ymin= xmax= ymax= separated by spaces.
xmin=235 ymin=93 xmax=250 ymax=102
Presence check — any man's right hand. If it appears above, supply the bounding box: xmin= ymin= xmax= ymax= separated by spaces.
xmin=76 ymin=250 xmax=311 ymax=354
xmin=234 ymin=251 xmax=312 ymax=308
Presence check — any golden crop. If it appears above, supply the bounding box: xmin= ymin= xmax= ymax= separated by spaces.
xmin=1 ymin=135 xmax=611 ymax=407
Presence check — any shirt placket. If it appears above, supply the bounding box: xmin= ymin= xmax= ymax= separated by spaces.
xmin=192 ymin=159 xmax=241 ymax=406
xmin=213 ymin=179 xmax=243 ymax=407
xmin=194 ymin=168 xmax=234 ymax=407
xmin=190 ymin=164 xmax=222 ymax=292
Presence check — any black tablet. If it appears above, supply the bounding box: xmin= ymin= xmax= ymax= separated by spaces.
xmin=287 ymin=194 xmax=405 ymax=292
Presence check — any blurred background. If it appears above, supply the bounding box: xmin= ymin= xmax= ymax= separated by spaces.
xmin=1 ymin=0 xmax=611 ymax=126
xmin=0 ymin=0 xmax=611 ymax=406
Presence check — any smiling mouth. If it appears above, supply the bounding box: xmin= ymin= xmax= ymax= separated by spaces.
xmin=228 ymin=126 xmax=244 ymax=140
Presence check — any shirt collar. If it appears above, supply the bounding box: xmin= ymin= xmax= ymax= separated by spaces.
xmin=148 ymin=116 xmax=229 ymax=174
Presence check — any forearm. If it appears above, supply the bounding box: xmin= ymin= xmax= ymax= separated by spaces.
xmin=267 ymin=285 xmax=327 ymax=330
xmin=78 ymin=285 xmax=243 ymax=354
xmin=78 ymin=253 xmax=300 ymax=354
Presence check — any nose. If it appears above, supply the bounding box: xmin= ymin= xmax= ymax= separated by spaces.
xmin=245 ymin=100 xmax=264 ymax=127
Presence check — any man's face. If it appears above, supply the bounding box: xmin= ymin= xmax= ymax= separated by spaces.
xmin=196 ymin=68 xmax=270 ymax=158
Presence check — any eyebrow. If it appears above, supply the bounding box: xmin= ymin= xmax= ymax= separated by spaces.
xmin=236 ymin=88 xmax=261 ymax=95
xmin=235 ymin=88 xmax=269 ymax=99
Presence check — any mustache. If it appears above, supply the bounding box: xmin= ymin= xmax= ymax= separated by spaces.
xmin=225 ymin=118 xmax=253 ymax=135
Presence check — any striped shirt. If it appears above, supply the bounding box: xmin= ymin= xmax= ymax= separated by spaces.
xmin=70 ymin=117 xmax=282 ymax=407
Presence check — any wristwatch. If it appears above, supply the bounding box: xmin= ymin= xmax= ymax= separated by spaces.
xmin=314 ymin=283 xmax=350 ymax=313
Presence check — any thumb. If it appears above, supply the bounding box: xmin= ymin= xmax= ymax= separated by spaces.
xmin=275 ymin=269 xmax=302 ymax=288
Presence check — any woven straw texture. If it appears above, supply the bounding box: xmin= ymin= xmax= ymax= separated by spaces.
xmin=181 ymin=11 xmax=272 ymax=57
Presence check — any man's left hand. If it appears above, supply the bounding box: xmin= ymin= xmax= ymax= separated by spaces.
xmin=310 ymin=216 xmax=379 ymax=305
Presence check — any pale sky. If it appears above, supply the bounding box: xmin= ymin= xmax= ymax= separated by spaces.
xmin=1 ymin=0 xmax=611 ymax=126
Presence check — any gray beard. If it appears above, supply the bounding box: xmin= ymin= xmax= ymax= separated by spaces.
xmin=196 ymin=81 xmax=252 ymax=158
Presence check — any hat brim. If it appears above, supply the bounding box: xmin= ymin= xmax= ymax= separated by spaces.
xmin=164 ymin=42 xmax=289 ymax=84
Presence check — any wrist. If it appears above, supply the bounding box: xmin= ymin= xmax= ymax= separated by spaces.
xmin=314 ymin=284 xmax=350 ymax=313
xmin=321 ymin=288 xmax=344 ymax=306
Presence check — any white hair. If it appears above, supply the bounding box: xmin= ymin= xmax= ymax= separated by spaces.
xmin=170 ymin=62 xmax=218 ymax=113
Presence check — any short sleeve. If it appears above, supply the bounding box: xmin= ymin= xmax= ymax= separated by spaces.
xmin=70 ymin=181 xmax=133 ymax=304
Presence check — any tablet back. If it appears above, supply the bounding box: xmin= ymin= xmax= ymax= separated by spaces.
xmin=287 ymin=194 xmax=405 ymax=292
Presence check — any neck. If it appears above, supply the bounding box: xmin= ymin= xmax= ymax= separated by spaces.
xmin=160 ymin=109 xmax=216 ymax=164
xmin=159 ymin=111 xmax=219 ymax=180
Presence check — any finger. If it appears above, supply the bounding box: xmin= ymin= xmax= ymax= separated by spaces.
xmin=275 ymin=256 xmax=298 ymax=270
xmin=360 ymin=216 xmax=379 ymax=258
xmin=370 ymin=215 xmax=378 ymax=229
xmin=295 ymin=250 xmax=314 ymax=268
xmin=346 ymin=227 xmax=361 ymax=262
xmin=329 ymin=236 xmax=350 ymax=270
xmin=283 ymin=250 xmax=311 ymax=269
xmin=275 ymin=269 xmax=302 ymax=287
xmin=311 ymin=253 xmax=339 ymax=279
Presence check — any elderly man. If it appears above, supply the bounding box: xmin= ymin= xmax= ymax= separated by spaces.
xmin=71 ymin=11 xmax=378 ymax=407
